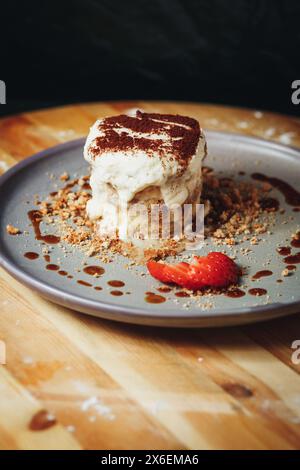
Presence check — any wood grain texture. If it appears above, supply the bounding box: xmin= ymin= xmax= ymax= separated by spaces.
xmin=0 ymin=101 xmax=300 ymax=450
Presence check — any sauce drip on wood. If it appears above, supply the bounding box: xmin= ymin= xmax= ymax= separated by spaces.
xmin=29 ymin=410 xmax=56 ymax=431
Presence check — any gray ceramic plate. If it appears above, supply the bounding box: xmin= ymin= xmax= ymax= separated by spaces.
xmin=0 ymin=132 xmax=299 ymax=327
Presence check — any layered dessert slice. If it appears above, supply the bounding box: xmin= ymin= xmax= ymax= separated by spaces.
xmin=84 ymin=110 xmax=207 ymax=255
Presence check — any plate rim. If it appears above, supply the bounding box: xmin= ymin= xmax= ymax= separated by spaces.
xmin=1 ymin=131 xmax=300 ymax=327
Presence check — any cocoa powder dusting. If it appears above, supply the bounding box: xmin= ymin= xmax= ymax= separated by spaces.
xmin=90 ymin=111 xmax=200 ymax=168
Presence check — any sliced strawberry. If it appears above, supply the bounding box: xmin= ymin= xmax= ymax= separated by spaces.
xmin=147 ymin=260 xmax=190 ymax=286
xmin=147 ymin=261 xmax=173 ymax=284
xmin=190 ymin=252 xmax=239 ymax=287
xmin=147 ymin=252 xmax=239 ymax=290
xmin=164 ymin=262 xmax=193 ymax=287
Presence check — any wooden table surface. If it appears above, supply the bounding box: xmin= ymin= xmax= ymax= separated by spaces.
xmin=0 ymin=101 xmax=300 ymax=450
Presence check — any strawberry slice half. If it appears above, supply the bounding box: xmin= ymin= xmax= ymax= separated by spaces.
xmin=147 ymin=261 xmax=190 ymax=286
xmin=147 ymin=252 xmax=239 ymax=291
xmin=190 ymin=252 xmax=239 ymax=287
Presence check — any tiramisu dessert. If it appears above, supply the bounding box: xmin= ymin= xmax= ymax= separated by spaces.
xmin=84 ymin=110 xmax=207 ymax=256
xmin=11 ymin=107 xmax=295 ymax=295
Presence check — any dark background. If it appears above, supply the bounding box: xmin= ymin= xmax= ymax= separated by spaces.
xmin=1 ymin=0 xmax=299 ymax=117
